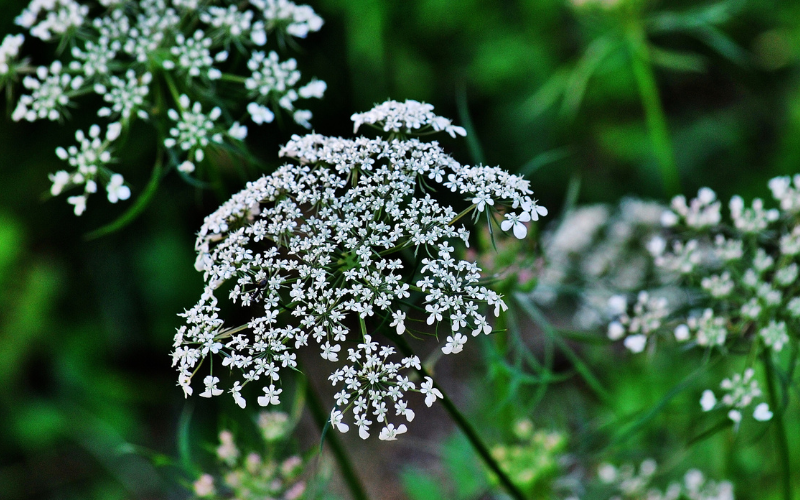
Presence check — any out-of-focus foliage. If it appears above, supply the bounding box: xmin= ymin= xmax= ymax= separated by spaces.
xmin=2 ymin=0 xmax=800 ymax=498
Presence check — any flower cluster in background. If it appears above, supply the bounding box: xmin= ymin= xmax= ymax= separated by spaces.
xmin=605 ymin=178 xmax=800 ymax=425
xmin=587 ymin=459 xmax=734 ymax=500
xmin=190 ymin=411 xmax=320 ymax=500
xmin=1 ymin=0 xmax=325 ymax=215
xmin=172 ymin=100 xmax=546 ymax=441
xmin=532 ymin=198 xmax=669 ymax=329
xmin=488 ymin=419 xmax=567 ymax=499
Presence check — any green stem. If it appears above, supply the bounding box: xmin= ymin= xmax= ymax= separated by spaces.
xmin=762 ymin=351 xmax=793 ymax=500
xmin=450 ymin=204 xmax=476 ymax=226
xmin=392 ymin=334 xmax=526 ymax=500
xmin=626 ymin=18 xmax=681 ymax=197
xmin=304 ymin=376 xmax=369 ymax=500
xmin=84 ymin=154 xmax=165 ymax=240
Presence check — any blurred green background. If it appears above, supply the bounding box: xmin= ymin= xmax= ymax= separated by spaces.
xmin=1 ymin=0 xmax=800 ymax=498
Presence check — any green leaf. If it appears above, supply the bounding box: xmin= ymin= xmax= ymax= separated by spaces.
xmin=456 ymin=83 xmax=486 ymax=166
xmin=694 ymin=25 xmax=750 ymax=66
xmin=520 ymin=67 xmax=570 ymax=118
xmin=647 ymin=0 xmax=744 ymax=32
xmin=518 ymin=147 xmax=572 ymax=176
xmin=514 ymin=293 xmax=613 ymax=405
xmin=561 ymin=35 xmax=619 ymax=118
xmin=650 ymin=46 xmax=707 ymax=73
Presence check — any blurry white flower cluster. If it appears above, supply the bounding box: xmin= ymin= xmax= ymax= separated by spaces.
xmin=172 ymin=101 xmax=545 ymax=441
xmin=590 ymin=459 xmax=734 ymax=500
xmin=2 ymin=0 xmax=325 ymax=215
xmin=191 ymin=411 xmax=313 ymax=500
xmin=606 ymin=178 xmax=800 ymax=424
xmin=532 ymin=198 xmax=668 ymax=329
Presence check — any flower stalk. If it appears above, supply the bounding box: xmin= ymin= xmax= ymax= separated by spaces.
xmin=391 ymin=333 xmax=527 ymax=500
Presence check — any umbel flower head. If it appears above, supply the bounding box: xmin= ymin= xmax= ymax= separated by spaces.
xmin=173 ymin=100 xmax=546 ymax=440
xmin=3 ymin=0 xmax=325 ymax=216
xmin=604 ymin=178 xmax=800 ymax=425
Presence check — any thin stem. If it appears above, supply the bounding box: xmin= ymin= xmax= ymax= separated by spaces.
xmin=392 ymin=334 xmax=526 ymax=500
xmin=450 ymin=204 xmax=476 ymax=226
xmin=625 ymin=18 xmax=681 ymax=197
xmin=762 ymin=351 xmax=793 ymax=500
xmin=304 ymin=376 xmax=369 ymax=500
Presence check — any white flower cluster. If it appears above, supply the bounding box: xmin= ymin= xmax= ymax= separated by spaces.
xmin=595 ymin=459 xmax=734 ymax=500
xmin=699 ymin=368 xmax=772 ymax=426
xmin=173 ymin=102 xmax=545 ymax=441
xmin=191 ymin=413 xmax=311 ymax=500
xmin=607 ymin=291 xmax=670 ymax=353
xmin=0 ymin=34 xmax=24 ymax=76
xmin=15 ymin=0 xmax=88 ymax=41
xmin=351 ymin=99 xmax=468 ymax=138
xmin=252 ymin=0 xmax=324 ymax=38
xmin=3 ymin=0 xmax=325 ymax=215
xmin=607 ymin=179 xmax=800 ymax=425
xmin=533 ymin=198 xmax=668 ymax=329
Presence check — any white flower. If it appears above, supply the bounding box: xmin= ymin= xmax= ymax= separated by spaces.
xmin=200 ymin=375 xmax=223 ymax=397
xmin=389 ymin=310 xmax=406 ymax=334
xmin=257 ymin=384 xmax=282 ymax=406
xmin=700 ymin=390 xmax=716 ymax=411
xmin=674 ymin=324 xmax=690 ymax=341
xmin=378 ymin=423 xmax=407 ymax=441
xmin=230 ymin=381 xmax=246 ymax=408
xmin=247 ymin=102 xmax=275 ymax=124
xmin=752 ymin=402 xmax=773 ymax=421
xmin=293 ymin=109 xmax=312 ymax=128
xmin=623 ymin=334 xmax=647 ymax=353
xmin=500 ymin=211 xmax=531 ymax=239
xmin=351 ymin=99 xmax=467 ymax=138
xmin=67 ymin=194 xmax=87 ymax=215
xmin=472 ymin=193 xmax=494 ymax=213
xmin=330 ymin=409 xmax=349 ymax=433
xmin=420 ymin=377 xmax=443 ymax=407
xmin=607 ymin=295 xmax=627 ymax=315
xmin=106 ymin=173 xmax=131 ymax=203
xmin=228 ymin=122 xmax=248 ymax=140
xmin=178 ymin=161 xmax=196 ymax=173
xmin=193 ymin=474 xmax=215 ymax=497
xmin=298 ymin=79 xmax=326 ymax=99
xmin=49 ymin=170 xmax=71 ymax=196
xmin=442 ymin=333 xmax=467 ymax=354
xmin=607 ymin=321 xmax=625 ymax=341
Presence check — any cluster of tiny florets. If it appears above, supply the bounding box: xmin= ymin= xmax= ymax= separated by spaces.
xmin=591 ymin=459 xmax=734 ymax=500
xmin=533 ymin=198 xmax=668 ymax=329
xmin=699 ymin=368 xmax=773 ymax=426
xmin=173 ymin=102 xmax=546 ymax=441
xmin=606 ymin=179 xmax=800 ymax=425
xmin=191 ymin=412 xmax=311 ymax=500
xmin=3 ymin=0 xmax=325 ymax=215
xmin=351 ymin=99 xmax=468 ymax=139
